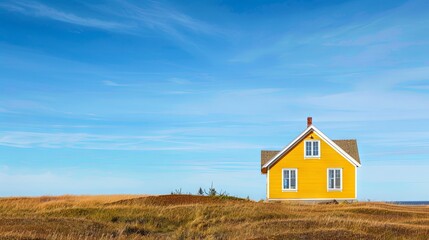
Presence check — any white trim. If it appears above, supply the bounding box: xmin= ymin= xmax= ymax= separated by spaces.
xmin=267 ymin=197 xmax=357 ymax=201
xmin=304 ymin=140 xmax=320 ymax=158
xmin=281 ymin=168 xmax=298 ymax=191
xmin=262 ymin=125 xmax=361 ymax=169
xmin=327 ymin=168 xmax=342 ymax=191
xmin=355 ymin=166 xmax=357 ymax=199
xmin=266 ymin=168 xmax=270 ymax=200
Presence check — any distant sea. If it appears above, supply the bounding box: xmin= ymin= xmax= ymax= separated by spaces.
xmin=388 ymin=201 xmax=429 ymax=206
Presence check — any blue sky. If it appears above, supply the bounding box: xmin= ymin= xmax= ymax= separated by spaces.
xmin=1 ymin=0 xmax=429 ymax=201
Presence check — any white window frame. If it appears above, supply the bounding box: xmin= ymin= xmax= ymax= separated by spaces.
xmin=327 ymin=168 xmax=342 ymax=191
xmin=304 ymin=140 xmax=320 ymax=158
xmin=282 ymin=168 xmax=298 ymax=192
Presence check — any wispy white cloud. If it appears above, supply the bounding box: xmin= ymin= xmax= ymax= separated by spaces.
xmin=289 ymin=65 xmax=429 ymax=122
xmin=324 ymin=27 xmax=402 ymax=46
xmin=102 ymin=80 xmax=132 ymax=87
xmin=356 ymin=66 xmax=429 ymax=90
xmin=0 ymin=0 xmax=221 ymax=42
xmin=162 ymin=91 xmax=195 ymax=95
xmin=0 ymin=131 xmax=260 ymax=151
xmin=220 ymin=88 xmax=285 ymax=96
xmin=229 ymin=0 xmax=428 ymax=65
xmin=0 ymin=99 xmax=53 ymax=113
xmin=405 ymin=85 xmax=429 ymax=90
xmin=0 ymin=0 xmax=129 ymax=31
xmin=301 ymin=91 xmax=429 ymax=123
xmin=108 ymin=0 xmax=221 ymax=36
xmin=0 ymin=131 xmax=166 ymax=149
xmin=0 ymin=166 xmax=146 ymax=196
xmin=168 ymin=78 xmax=191 ymax=85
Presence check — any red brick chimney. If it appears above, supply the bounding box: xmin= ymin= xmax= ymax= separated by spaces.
xmin=307 ymin=117 xmax=312 ymax=127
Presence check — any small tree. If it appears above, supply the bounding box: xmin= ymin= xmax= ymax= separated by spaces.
xmin=205 ymin=182 xmax=217 ymax=196
xmin=197 ymin=187 xmax=204 ymax=196
xmin=171 ymin=188 xmax=182 ymax=195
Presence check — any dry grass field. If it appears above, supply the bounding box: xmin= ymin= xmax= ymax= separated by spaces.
xmin=0 ymin=194 xmax=428 ymax=240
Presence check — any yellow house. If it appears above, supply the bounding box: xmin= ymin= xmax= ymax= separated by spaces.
xmin=261 ymin=117 xmax=361 ymax=201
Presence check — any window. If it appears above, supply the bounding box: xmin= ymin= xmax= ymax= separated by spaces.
xmin=282 ymin=169 xmax=297 ymax=191
xmin=328 ymin=168 xmax=342 ymax=191
xmin=304 ymin=140 xmax=320 ymax=157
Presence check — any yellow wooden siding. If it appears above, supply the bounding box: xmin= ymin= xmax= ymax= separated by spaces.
xmin=268 ymin=130 xmax=356 ymax=199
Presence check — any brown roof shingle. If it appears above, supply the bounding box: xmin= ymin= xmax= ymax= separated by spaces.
xmin=260 ymin=139 xmax=360 ymax=173
xmin=332 ymin=139 xmax=360 ymax=164
xmin=261 ymin=150 xmax=279 ymax=168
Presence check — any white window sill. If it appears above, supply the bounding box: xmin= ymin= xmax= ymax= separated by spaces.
xmin=327 ymin=189 xmax=342 ymax=192
xmin=304 ymin=156 xmax=320 ymax=159
xmin=282 ymin=189 xmax=298 ymax=192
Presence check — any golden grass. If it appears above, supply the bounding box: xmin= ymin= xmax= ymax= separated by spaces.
xmin=0 ymin=195 xmax=427 ymax=239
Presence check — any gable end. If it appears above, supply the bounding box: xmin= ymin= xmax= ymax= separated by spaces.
xmin=261 ymin=125 xmax=361 ymax=173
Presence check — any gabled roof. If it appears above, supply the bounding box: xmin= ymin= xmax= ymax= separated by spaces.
xmin=261 ymin=125 xmax=361 ymax=173
xmin=261 ymin=140 xmax=360 ymax=170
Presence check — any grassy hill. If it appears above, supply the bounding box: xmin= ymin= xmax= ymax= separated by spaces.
xmin=0 ymin=195 xmax=428 ymax=239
